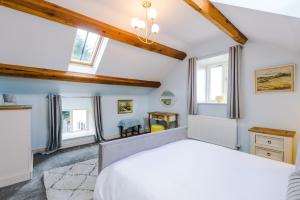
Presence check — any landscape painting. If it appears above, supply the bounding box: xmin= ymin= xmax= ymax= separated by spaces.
xmin=118 ymin=100 xmax=133 ymax=114
xmin=255 ymin=64 xmax=295 ymax=93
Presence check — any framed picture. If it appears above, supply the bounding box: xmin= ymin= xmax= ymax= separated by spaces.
xmin=255 ymin=64 xmax=295 ymax=93
xmin=118 ymin=100 xmax=133 ymax=114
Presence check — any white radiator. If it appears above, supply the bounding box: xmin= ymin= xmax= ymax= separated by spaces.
xmin=188 ymin=115 xmax=237 ymax=149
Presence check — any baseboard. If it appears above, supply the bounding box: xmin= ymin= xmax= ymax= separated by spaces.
xmin=32 ymin=137 xmax=96 ymax=154
xmin=32 ymin=147 xmax=46 ymax=154
xmin=0 ymin=172 xmax=32 ymax=188
xmin=32 ymin=130 xmax=152 ymax=154
xmin=62 ymin=137 xmax=96 ymax=149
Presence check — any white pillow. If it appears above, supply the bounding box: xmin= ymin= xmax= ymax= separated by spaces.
xmin=287 ymin=171 xmax=300 ymax=200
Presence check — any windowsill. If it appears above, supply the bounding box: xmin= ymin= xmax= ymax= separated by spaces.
xmin=62 ymin=130 xmax=95 ymax=141
xmin=68 ymin=63 xmax=98 ymax=74
xmin=198 ymin=103 xmax=227 ymax=105
xmin=70 ymin=61 xmax=93 ymax=67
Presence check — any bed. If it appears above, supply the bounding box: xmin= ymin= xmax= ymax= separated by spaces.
xmin=94 ymin=127 xmax=295 ymax=200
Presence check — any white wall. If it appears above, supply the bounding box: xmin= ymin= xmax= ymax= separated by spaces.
xmin=164 ymin=36 xmax=300 ymax=162
xmin=149 ymin=61 xmax=188 ymax=127
xmin=239 ymin=40 xmax=300 ymax=162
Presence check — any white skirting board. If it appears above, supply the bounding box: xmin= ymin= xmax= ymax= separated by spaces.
xmin=188 ymin=115 xmax=237 ymax=149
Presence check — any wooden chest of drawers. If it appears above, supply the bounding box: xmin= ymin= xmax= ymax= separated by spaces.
xmin=249 ymin=127 xmax=295 ymax=164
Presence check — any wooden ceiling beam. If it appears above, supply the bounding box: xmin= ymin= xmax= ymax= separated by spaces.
xmin=0 ymin=0 xmax=187 ymax=60
xmin=184 ymin=0 xmax=248 ymax=44
xmin=0 ymin=63 xmax=161 ymax=88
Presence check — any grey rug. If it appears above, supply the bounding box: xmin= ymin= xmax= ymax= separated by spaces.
xmin=43 ymin=159 xmax=98 ymax=200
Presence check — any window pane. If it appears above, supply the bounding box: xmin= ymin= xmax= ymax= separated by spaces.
xmin=81 ymin=32 xmax=100 ymax=63
xmin=62 ymin=111 xmax=72 ymax=133
xmin=197 ymin=68 xmax=206 ymax=103
xmin=71 ymin=29 xmax=88 ymax=61
xmin=197 ymin=54 xmax=229 ymax=104
xmin=209 ymin=66 xmax=223 ymax=102
xmin=71 ymin=29 xmax=100 ymax=65
xmin=72 ymin=110 xmax=88 ymax=132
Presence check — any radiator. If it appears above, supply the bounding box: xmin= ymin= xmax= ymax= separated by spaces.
xmin=188 ymin=115 xmax=237 ymax=149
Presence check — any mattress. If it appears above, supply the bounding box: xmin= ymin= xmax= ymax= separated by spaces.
xmin=94 ymin=139 xmax=294 ymax=200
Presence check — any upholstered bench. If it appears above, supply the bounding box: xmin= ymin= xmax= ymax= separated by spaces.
xmin=118 ymin=118 xmax=143 ymax=138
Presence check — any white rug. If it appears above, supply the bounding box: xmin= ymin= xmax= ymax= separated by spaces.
xmin=43 ymin=159 xmax=98 ymax=200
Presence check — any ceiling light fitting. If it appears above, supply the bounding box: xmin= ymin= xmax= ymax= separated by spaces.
xmin=131 ymin=0 xmax=159 ymax=44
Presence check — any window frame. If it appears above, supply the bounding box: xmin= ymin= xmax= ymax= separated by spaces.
xmin=197 ymin=59 xmax=228 ymax=104
xmin=70 ymin=30 xmax=102 ymax=67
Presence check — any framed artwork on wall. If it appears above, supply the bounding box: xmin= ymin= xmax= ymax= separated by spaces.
xmin=118 ymin=100 xmax=133 ymax=114
xmin=255 ymin=64 xmax=295 ymax=93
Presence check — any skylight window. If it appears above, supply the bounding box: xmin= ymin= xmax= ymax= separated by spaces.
xmin=70 ymin=29 xmax=101 ymax=66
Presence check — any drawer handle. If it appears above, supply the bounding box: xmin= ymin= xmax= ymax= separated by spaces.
xmin=267 ymin=153 xmax=271 ymax=156
xmin=267 ymin=140 xmax=272 ymax=144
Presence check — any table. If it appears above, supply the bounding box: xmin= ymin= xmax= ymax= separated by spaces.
xmin=148 ymin=112 xmax=178 ymax=130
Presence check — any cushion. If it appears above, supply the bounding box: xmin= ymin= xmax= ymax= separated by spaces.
xmin=287 ymin=171 xmax=300 ymax=200
xmin=151 ymin=124 xmax=165 ymax=132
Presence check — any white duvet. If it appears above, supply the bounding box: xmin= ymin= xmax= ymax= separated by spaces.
xmin=94 ymin=139 xmax=294 ymax=200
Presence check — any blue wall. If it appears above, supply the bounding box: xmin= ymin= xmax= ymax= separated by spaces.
xmin=0 ymin=77 xmax=153 ymax=149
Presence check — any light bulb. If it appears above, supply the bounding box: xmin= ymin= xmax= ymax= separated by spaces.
xmin=131 ymin=17 xmax=139 ymax=28
xmin=148 ymin=8 xmax=157 ymax=19
xmin=151 ymin=24 xmax=159 ymax=33
xmin=138 ymin=20 xmax=146 ymax=29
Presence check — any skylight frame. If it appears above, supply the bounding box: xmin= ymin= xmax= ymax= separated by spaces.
xmin=70 ymin=30 xmax=102 ymax=67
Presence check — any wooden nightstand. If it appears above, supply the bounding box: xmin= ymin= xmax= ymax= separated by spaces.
xmin=249 ymin=127 xmax=295 ymax=164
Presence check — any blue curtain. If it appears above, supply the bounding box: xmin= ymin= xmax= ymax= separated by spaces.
xmin=47 ymin=94 xmax=62 ymax=152
xmin=93 ymin=96 xmax=105 ymax=142
xmin=227 ymin=45 xmax=242 ymax=119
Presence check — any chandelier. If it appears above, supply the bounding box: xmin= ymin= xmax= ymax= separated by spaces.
xmin=131 ymin=0 xmax=159 ymax=44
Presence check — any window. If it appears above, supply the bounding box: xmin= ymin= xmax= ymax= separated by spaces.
xmin=62 ymin=110 xmax=89 ymax=133
xmin=197 ymin=54 xmax=229 ymax=104
xmin=70 ymin=29 xmax=101 ymax=66
xmin=62 ymin=98 xmax=95 ymax=140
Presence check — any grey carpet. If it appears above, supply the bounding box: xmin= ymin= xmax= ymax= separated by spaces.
xmin=0 ymin=144 xmax=98 ymax=200
xmin=44 ymin=159 xmax=98 ymax=200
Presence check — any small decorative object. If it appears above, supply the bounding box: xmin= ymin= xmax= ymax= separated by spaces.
xmin=215 ymin=96 xmax=224 ymax=103
xmin=2 ymin=94 xmax=16 ymax=105
xmin=255 ymin=64 xmax=295 ymax=93
xmin=160 ymin=90 xmax=175 ymax=107
xmin=118 ymin=100 xmax=133 ymax=114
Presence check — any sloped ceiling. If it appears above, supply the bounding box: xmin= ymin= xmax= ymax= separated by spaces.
xmin=98 ymin=40 xmax=180 ymax=81
xmin=47 ymin=0 xmax=224 ymax=47
xmin=1 ymin=0 xmax=300 ymax=82
xmin=213 ymin=3 xmax=300 ymax=54
xmin=212 ymin=0 xmax=300 ymax=19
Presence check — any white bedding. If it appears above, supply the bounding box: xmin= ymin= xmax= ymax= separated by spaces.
xmin=94 ymin=139 xmax=294 ymax=200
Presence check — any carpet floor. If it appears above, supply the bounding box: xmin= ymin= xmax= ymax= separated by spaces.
xmin=0 ymin=144 xmax=98 ymax=200
xmin=44 ymin=159 xmax=98 ymax=200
